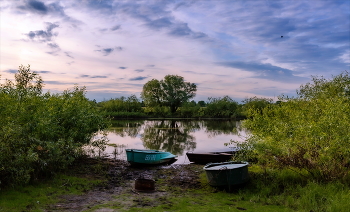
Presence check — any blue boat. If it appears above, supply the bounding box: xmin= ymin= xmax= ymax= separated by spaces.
xmin=126 ymin=149 xmax=177 ymax=165
xmin=204 ymin=161 xmax=249 ymax=187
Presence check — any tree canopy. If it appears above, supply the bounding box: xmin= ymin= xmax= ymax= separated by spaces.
xmin=141 ymin=75 xmax=197 ymax=114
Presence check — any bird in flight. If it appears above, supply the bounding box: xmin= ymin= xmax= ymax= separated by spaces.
xmin=281 ymin=36 xmax=284 ymax=38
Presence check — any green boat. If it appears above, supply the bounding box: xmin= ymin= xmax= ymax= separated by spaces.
xmin=204 ymin=161 xmax=249 ymax=188
xmin=125 ymin=149 xmax=177 ymax=165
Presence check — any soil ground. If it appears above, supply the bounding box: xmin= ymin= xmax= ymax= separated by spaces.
xmin=45 ymin=158 xmax=205 ymax=212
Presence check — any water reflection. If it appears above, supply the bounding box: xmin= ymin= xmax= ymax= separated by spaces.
xmin=141 ymin=120 xmax=197 ymax=155
xmin=106 ymin=119 xmax=245 ymax=163
xmin=109 ymin=119 xmax=144 ymax=138
xmin=203 ymin=119 xmax=240 ymax=137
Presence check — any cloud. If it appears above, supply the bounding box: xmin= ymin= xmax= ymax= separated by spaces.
xmin=134 ymin=69 xmax=144 ymax=73
xmin=111 ymin=25 xmax=121 ymax=31
xmin=129 ymin=76 xmax=148 ymax=81
xmin=26 ymin=22 xmax=59 ymax=42
xmin=4 ymin=69 xmax=18 ymax=74
xmin=209 ymin=1 xmax=349 ymax=74
xmin=173 ymin=1 xmax=195 ymax=10
xmin=16 ymin=0 xmax=81 ymax=25
xmin=147 ymin=17 xmax=173 ymax=29
xmin=119 ymin=67 xmax=127 ymax=69
xmin=183 ymin=70 xmax=229 ymax=77
xmin=4 ymin=69 xmax=51 ymax=74
xmin=217 ymin=61 xmax=309 ymax=82
xmin=47 ymin=42 xmax=59 ymax=49
xmin=95 ymin=48 xmax=113 ymax=56
xmin=64 ymin=52 xmax=74 ymax=59
xmin=45 ymin=81 xmax=73 ymax=85
xmin=151 ymin=17 xmax=209 ymax=40
xmin=115 ymin=1 xmax=210 ymax=41
xmin=36 ymin=71 xmax=51 ymax=74
xmin=82 ymin=0 xmax=114 ymax=12
xmin=46 ymin=51 xmax=59 ymax=56
xmin=95 ymin=47 xmax=123 ymax=56
xmin=80 ymin=75 xmax=108 ymax=79
xmin=17 ymin=0 xmax=48 ymax=15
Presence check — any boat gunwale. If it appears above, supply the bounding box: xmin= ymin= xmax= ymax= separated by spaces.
xmin=204 ymin=161 xmax=249 ymax=170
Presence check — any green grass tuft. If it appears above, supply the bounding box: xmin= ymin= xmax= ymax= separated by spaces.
xmin=0 ymin=173 xmax=103 ymax=212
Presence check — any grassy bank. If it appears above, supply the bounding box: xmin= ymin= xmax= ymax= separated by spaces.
xmin=1 ymin=158 xmax=349 ymax=212
xmin=95 ymin=165 xmax=349 ymax=212
xmin=0 ymin=157 xmax=109 ymax=212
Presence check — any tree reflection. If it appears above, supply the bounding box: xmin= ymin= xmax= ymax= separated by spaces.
xmin=108 ymin=120 xmax=144 ymax=138
xmin=202 ymin=120 xmax=240 ymax=138
xmin=141 ymin=120 xmax=197 ymax=155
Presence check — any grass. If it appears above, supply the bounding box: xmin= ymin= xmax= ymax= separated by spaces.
xmin=1 ymin=160 xmax=349 ymax=212
xmin=0 ymin=174 xmax=103 ymax=212
xmin=90 ymin=165 xmax=350 ymax=212
xmin=85 ymin=170 xmax=295 ymax=212
xmin=0 ymin=157 xmax=108 ymax=212
xmin=236 ymin=166 xmax=350 ymax=212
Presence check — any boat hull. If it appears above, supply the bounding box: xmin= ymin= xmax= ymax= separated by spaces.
xmin=204 ymin=161 xmax=249 ymax=187
xmin=126 ymin=149 xmax=177 ymax=165
xmin=186 ymin=151 xmax=236 ymax=164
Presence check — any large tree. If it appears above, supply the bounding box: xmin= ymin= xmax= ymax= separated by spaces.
xmin=141 ymin=75 xmax=197 ymax=114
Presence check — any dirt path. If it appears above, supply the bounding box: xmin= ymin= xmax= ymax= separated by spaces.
xmin=45 ymin=159 xmax=204 ymax=212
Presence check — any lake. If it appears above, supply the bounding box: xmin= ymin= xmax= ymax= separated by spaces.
xmin=103 ymin=119 xmax=248 ymax=164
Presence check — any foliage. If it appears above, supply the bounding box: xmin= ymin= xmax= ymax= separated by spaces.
xmin=241 ymin=96 xmax=273 ymax=118
xmin=197 ymin=100 xmax=206 ymax=107
xmin=0 ymin=65 xmax=108 ymax=187
xmin=143 ymin=105 xmax=172 ymax=117
xmin=141 ymin=75 xmax=197 ymax=114
xmin=98 ymin=95 xmax=143 ymax=113
xmin=239 ymin=166 xmax=350 ymax=212
xmin=204 ymin=96 xmax=239 ymax=118
xmin=238 ymin=71 xmax=350 ymax=181
xmin=176 ymin=101 xmax=201 ymax=118
xmin=98 ymin=95 xmax=148 ymax=118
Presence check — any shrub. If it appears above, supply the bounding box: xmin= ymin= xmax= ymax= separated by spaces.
xmin=238 ymin=71 xmax=350 ymax=181
xmin=204 ymin=96 xmax=239 ymax=118
xmin=0 ymin=65 xmax=108 ymax=187
xmin=99 ymin=95 xmax=142 ymax=113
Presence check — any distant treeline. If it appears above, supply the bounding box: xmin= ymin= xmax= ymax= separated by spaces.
xmin=97 ymin=95 xmax=274 ymax=119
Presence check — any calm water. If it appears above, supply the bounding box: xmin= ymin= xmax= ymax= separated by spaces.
xmin=104 ymin=119 xmax=248 ymax=164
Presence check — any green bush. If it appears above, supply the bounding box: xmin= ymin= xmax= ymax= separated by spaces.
xmin=176 ymin=102 xmax=201 ymax=118
xmin=241 ymin=96 xmax=273 ymax=118
xmin=204 ymin=96 xmax=239 ymax=118
xmin=0 ymin=65 xmax=108 ymax=187
xmin=238 ymin=71 xmax=350 ymax=181
xmin=143 ymin=106 xmax=171 ymax=117
xmin=99 ymin=95 xmax=142 ymax=113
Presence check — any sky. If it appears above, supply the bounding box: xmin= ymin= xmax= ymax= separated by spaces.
xmin=1 ymin=0 xmax=349 ymax=102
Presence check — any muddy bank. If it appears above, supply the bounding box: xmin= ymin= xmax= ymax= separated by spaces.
xmin=45 ymin=158 xmax=205 ymax=212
